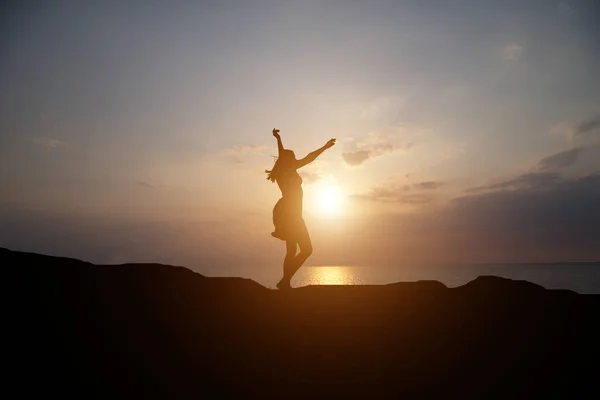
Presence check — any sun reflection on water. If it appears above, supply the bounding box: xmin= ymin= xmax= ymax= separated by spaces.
xmin=297 ymin=266 xmax=362 ymax=286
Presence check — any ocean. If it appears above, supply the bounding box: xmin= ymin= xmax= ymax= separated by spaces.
xmin=200 ymin=263 xmax=600 ymax=294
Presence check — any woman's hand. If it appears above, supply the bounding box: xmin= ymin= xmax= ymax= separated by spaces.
xmin=273 ymin=128 xmax=281 ymax=139
xmin=324 ymin=138 xmax=336 ymax=149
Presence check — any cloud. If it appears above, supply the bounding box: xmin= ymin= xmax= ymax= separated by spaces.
xmin=413 ymin=181 xmax=445 ymax=190
xmin=352 ymin=180 xmax=445 ymax=204
xmin=30 ymin=137 xmax=69 ymax=148
xmin=502 ymin=43 xmax=524 ymax=60
xmin=467 ymin=172 xmax=561 ymax=193
xmin=346 ymin=139 xmax=600 ymax=263
xmin=446 ymin=174 xmax=600 ymax=255
xmin=467 ymin=142 xmax=598 ymax=194
xmin=353 ymin=191 xmax=436 ymax=205
xmin=573 ymin=117 xmax=600 ymax=137
xmin=341 ymin=150 xmax=372 ymax=166
xmin=538 ymin=148 xmax=583 ymax=170
xmin=346 ymin=173 xmax=600 ymax=265
xmin=553 ymin=116 xmax=600 ymax=140
xmin=341 ymin=138 xmax=413 ymax=167
xmin=364 ymin=172 xmax=598 ymax=265
xmin=3 ymin=174 xmax=600 ymax=269
xmin=136 ymin=181 xmax=155 ymax=189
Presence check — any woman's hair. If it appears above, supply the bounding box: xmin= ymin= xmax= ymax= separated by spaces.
xmin=266 ymin=149 xmax=295 ymax=183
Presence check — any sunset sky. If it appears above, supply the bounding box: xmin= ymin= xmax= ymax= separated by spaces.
xmin=1 ymin=1 xmax=599 ymax=270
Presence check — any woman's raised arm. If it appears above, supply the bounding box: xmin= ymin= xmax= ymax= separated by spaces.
xmin=273 ymin=128 xmax=284 ymax=157
xmin=296 ymin=138 xmax=336 ymax=169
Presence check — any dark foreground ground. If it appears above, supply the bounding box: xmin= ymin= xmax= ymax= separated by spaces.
xmin=3 ymin=247 xmax=599 ymax=398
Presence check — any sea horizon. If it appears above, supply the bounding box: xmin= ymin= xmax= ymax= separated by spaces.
xmin=198 ymin=263 xmax=600 ymax=294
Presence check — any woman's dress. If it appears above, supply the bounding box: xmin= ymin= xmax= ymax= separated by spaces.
xmin=271 ymin=170 xmax=304 ymax=241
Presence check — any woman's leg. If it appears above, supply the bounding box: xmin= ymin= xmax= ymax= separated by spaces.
xmin=287 ymin=219 xmax=313 ymax=281
xmin=277 ymin=239 xmax=297 ymax=289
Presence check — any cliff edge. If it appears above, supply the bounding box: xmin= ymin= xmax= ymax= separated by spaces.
xmin=3 ymin=248 xmax=598 ymax=398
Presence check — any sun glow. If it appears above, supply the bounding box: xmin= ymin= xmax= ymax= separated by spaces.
xmin=318 ymin=185 xmax=345 ymax=215
xmin=304 ymin=267 xmax=356 ymax=285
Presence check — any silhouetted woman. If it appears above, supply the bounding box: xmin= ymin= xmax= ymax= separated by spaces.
xmin=266 ymin=128 xmax=336 ymax=289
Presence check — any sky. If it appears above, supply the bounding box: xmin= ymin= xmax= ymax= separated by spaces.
xmin=1 ymin=0 xmax=599 ymax=270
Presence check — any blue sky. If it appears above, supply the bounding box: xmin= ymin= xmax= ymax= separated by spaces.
xmin=1 ymin=0 xmax=599 ymax=268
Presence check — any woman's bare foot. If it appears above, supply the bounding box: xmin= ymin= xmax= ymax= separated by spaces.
xmin=276 ymin=279 xmax=291 ymax=290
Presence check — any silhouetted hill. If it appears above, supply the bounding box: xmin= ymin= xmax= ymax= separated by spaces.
xmin=3 ymin=248 xmax=598 ymax=398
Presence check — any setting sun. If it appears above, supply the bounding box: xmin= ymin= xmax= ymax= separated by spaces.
xmin=319 ymin=186 xmax=345 ymax=215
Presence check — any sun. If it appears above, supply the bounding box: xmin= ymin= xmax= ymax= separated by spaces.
xmin=318 ymin=185 xmax=345 ymax=215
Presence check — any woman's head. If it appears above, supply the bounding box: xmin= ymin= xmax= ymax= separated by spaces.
xmin=266 ymin=149 xmax=296 ymax=182
xmin=280 ymin=149 xmax=296 ymax=162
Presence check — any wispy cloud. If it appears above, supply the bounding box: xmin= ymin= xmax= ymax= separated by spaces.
xmin=342 ymin=149 xmax=374 ymax=167
xmin=467 ymin=172 xmax=561 ymax=193
xmin=442 ymin=174 xmax=600 ymax=262
xmin=341 ymin=136 xmax=413 ymax=167
xmin=353 ymin=191 xmax=437 ymax=205
xmin=538 ymin=148 xmax=583 ymax=170
xmin=553 ymin=115 xmax=600 ymax=140
xmin=136 ymin=181 xmax=155 ymax=189
xmin=352 ymin=179 xmax=445 ymax=204
xmin=468 ymin=142 xmax=595 ymax=194
xmin=574 ymin=117 xmax=600 ymax=137
xmin=502 ymin=43 xmax=524 ymax=60
xmin=412 ymin=181 xmax=445 ymax=190
xmin=352 ymin=172 xmax=600 ymax=264
xmin=30 ymin=137 xmax=69 ymax=148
